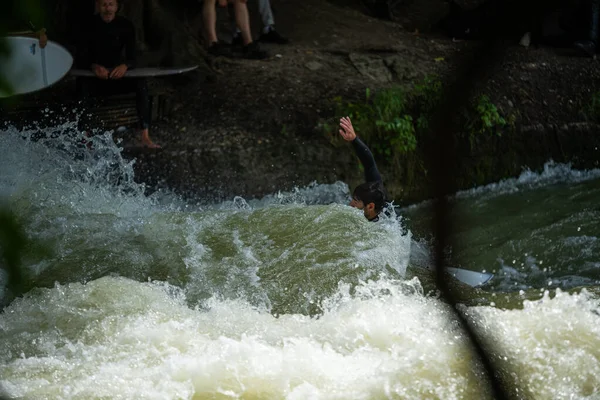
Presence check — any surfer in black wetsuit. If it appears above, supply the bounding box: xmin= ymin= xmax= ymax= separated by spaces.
xmin=339 ymin=116 xmax=388 ymax=221
xmin=75 ymin=0 xmax=160 ymax=148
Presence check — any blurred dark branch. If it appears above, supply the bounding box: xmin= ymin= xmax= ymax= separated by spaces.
xmin=427 ymin=21 xmax=512 ymax=400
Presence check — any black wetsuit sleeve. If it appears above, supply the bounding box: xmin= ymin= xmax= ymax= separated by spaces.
xmin=351 ymin=137 xmax=382 ymax=182
xmin=123 ymin=20 xmax=136 ymax=69
xmin=75 ymin=22 xmax=92 ymax=69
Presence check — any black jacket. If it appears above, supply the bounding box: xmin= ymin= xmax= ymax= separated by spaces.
xmin=77 ymin=14 xmax=136 ymax=69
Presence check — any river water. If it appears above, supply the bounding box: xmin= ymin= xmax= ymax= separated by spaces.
xmin=0 ymin=126 xmax=599 ymax=399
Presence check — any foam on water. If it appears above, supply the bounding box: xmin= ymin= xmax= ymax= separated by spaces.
xmin=405 ymin=161 xmax=600 ymax=212
xmin=464 ymin=289 xmax=600 ymax=399
xmin=0 ymin=276 xmax=488 ymax=399
xmin=0 ymin=124 xmax=183 ymax=217
xmin=454 ymin=160 xmax=600 ymax=201
xmin=1 ymin=277 xmax=599 ymax=399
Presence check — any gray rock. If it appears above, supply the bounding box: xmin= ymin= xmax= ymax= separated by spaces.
xmin=386 ymin=55 xmax=421 ymax=80
xmin=349 ymin=53 xmax=393 ymax=83
xmin=305 ymin=61 xmax=324 ymax=71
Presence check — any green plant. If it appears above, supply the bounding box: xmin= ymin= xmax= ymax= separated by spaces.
xmin=375 ymin=115 xmax=416 ymax=154
xmin=467 ymin=95 xmax=507 ymax=136
xmin=326 ymin=80 xmax=512 ymax=175
xmin=329 ymin=76 xmax=443 ymax=163
xmin=461 ymin=95 xmax=507 ymax=150
xmin=413 ymin=75 xmax=443 ymax=112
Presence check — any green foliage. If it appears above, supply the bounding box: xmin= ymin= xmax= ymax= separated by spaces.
xmin=413 ymin=76 xmax=443 ymax=133
xmin=459 ymin=95 xmax=511 ymax=149
xmin=328 ymin=83 xmax=512 ymax=158
xmin=413 ymin=75 xmax=443 ymax=113
xmin=330 ymin=76 xmax=443 ymax=162
xmin=465 ymin=95 xmax=507 ymax=136
xmin=375 ymin=116 xmax=416 ymax=154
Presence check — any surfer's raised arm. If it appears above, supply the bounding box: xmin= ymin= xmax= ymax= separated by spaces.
xmin=338 ymin=116 xmax=387 ymax=221
xmin=338 ymin=117 xmax=382 ymax=183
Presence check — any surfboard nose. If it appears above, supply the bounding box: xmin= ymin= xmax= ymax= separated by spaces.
xmin=0 ymin=36 xmax=73 ymax=98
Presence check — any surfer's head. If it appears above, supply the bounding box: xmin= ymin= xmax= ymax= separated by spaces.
xmin=350 ymin=181 xmax=387 ymax=221
xmin=96 ymin=0 xmax=118 ymax=23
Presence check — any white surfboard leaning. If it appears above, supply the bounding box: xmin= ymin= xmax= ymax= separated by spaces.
xmin=446 ymin=267 xmax=494 ymax=288
xmin=69 ymin=66 xmax=198 ymax=78
xmin=0 ymin=36 xmax=73 ymax=98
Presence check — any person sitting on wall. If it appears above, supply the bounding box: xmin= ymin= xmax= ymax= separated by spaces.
xmin=76 ymin=0 xmax=160 ymax=148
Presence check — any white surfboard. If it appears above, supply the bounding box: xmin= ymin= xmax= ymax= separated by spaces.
xmin=0 ymin=36 xmax=73 ymax=98
xmin=446 ymin=267 xmax=494 ymax=287
xmin=69 ymin=66 xmax=198 ymax=78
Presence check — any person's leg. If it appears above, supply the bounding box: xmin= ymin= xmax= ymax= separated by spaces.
xmin=204 ymin=0 xmax=233 ymax=56
xmin=133 ymin=79 xmax=159 ymax=148
xmin=258 ymin=0 xmax=275 ymax=29
xmin=228 ymin=2 xmax=243 ymax=45
xmin=231 ymin=0 xmax=268 ymax=58
xmin=232 ymin=0 xmax=253 ymax=45
xmin=257 ymin=0 xmax=289 ymax=44
xmin=203 ymin=0 xmax=219 ymax=44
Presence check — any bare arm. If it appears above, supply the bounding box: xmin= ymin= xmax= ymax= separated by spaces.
xmin=7 ymin=28 xmax=47 ymax=48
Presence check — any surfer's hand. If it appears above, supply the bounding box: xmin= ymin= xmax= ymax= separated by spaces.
xmin=92 ymin=64 xmax=109 ymax=79
xmin=339 ymin=116 xmax=357 ymax=141
xmin=109 ymin=64 xmax=128 ymax=79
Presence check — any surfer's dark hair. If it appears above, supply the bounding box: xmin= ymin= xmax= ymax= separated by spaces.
xmin=353 ymin=181 xmax=388 ymax=212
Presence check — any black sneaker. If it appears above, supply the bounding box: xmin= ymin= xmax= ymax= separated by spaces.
xmin=231 ymin=33 xmax=243 ymax=47
xmin=243 ymin=41 xmax=268 ymax=59
xmin=574 ymin=40 xmax=597 ymax=57
xmin=259 ymin=29 xmax=289 ymax=44
xmin=207 ymin=41 xmax=232 ymax=57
